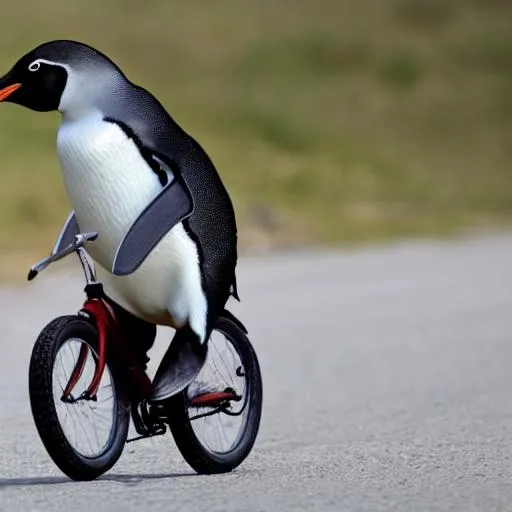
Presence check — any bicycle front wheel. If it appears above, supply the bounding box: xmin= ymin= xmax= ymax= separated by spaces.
xmin=29 ymin=315 xmax=130 ymax=481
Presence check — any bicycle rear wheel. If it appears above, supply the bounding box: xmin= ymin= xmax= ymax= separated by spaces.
xmin=167 ymin=315 xmax=263 ymax=474
xmin=29 ymin=315 xmax=130 ymax=481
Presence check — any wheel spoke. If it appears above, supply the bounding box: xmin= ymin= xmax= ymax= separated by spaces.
xmin=219 ymin=414 xmax=230 ymax=451
xmin=87 ymin=405 xmax=102 ymax=452
xmin=76 ymin=406 xmax=95 ymax=454
xmin=97 ymin=393 xmax=114 ymax=403
xmin=90 ymin=407 xmax=113 ymax=422
xmin=212 ymin=337 xmax=232 ymax=386
xmin=91 ymin=410 xmax=113 ymax=426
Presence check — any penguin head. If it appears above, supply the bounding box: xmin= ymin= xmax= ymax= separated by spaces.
xmin=0 ymin=40 xmax=124 ymax=115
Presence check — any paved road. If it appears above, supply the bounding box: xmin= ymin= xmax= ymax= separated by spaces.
xmin=0 ymin=233 xmax=511 ymax=511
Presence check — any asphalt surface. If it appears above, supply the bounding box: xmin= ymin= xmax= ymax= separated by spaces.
xmin=0 ymin=232 xmax=511 ymax=511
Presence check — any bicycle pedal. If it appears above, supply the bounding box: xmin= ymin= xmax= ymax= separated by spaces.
xmin=126 ymin=422 xmax=166 ymax=443
xmin=148 ymin=402 xmax=169 ymax=420
xmin=151 ymin=423 xmax=166 ymax=436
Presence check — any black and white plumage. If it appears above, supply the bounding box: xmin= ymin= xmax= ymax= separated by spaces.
xmin=0 ymin=40 xmax=239 ymax=400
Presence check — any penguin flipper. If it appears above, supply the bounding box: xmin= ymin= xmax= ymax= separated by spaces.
xmin=53 ymin=211 xmax=80 ymax=254
xmin=112 ymin=178 xmax=194 ymax=276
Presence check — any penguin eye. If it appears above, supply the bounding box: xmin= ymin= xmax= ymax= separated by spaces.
xmin=28 ymin=61 xmax=41 ymax=72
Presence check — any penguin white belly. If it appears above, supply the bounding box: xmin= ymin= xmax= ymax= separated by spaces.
xmin=56 ymin=113 xmax=207 ymax=338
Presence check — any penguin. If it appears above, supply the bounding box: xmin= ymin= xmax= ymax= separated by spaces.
xmin=0 ymin=40 xmax=240 ymax=402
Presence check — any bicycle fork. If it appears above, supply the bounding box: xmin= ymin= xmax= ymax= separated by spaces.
xmin=61 ymin=284 xmax=153 ymax=404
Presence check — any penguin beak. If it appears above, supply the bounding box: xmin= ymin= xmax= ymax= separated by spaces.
xmin=0 ymin=79 xmax=21 ymax=102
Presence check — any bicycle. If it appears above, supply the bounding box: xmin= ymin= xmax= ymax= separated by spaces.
xmin=27 ymin=231 xmax=263 ymax=481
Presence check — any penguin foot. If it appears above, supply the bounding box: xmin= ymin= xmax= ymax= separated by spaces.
xmin=149 ymin=326 xmax=207 ymax=403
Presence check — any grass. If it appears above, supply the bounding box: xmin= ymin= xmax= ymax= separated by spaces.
xmin=0 ymin=0 xmax=511 ymax=280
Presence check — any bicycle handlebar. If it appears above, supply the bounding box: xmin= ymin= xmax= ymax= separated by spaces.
xmin=28 ymin=231 xmax=98 ymax=281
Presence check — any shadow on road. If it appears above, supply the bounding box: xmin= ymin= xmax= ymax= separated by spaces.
xmin=0 ymin=472 xmax=196 ymax=488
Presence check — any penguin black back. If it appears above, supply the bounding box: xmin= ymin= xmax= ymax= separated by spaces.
xmin=102 ymin=69 xmax=240 ymax=316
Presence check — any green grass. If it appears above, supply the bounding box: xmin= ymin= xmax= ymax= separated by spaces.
xmin=0 ymin=0 xmax=511 ymax=279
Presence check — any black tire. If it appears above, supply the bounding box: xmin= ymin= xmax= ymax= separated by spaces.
xmin=167 ymin=316 xmax=263 ymax=474
xmin=28 ymin=315 xmax=131 ymax=481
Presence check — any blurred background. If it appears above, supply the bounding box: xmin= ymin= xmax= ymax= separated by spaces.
xmin=0 ymin=0 xmax=510 ymax=280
